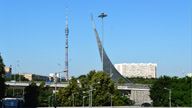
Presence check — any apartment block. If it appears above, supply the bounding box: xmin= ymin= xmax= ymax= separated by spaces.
xmin=115 ymin=63 xmax=157 ymax=78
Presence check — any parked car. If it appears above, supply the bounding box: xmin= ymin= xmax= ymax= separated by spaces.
xmin=141 ymin=102 xmax=152 ymax=107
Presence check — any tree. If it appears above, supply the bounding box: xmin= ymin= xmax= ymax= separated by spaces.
xmin=57 ymin=76 xmax=80 ymax=106
xmin=32 ymin=76 xmax=45 ymax=81
xmin=0 ymin=55 xmax=6 ymax=106
xmin=38 ymin=81 xmax=52 ymax=107
xmin=57 ymin=70 xmax=134 ymax=107
xmin=150 ymin=76 xmax=192 ymax=107
xmin=91 ymin=71 xmax=133 ymax=106
xmin=5 ymin=89 xmax=23 ymax=97
xmin=126 ymin=77 xmax=156 ymax=84
xmin=114 ymin=93 xmax=134 ymax=106
xmin=118 ymin=78 xmax=126 ymax=83
xmin=6 ymin=74 xmax=29 ymax=81
xmin=24 ymin=81 xmax=52 ymax=107
xmin=91 ymin=71 xmax=116 ymax=106
xmin=24 ymin=82 xmax=39 ymax=107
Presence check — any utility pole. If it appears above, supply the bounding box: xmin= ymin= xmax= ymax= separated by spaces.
xmin=54 ymin=73 xmax=57 ymax=108
xmin=73 ymin=92 xmax=78 ymax=108
xmin=90 ymin=82 xmax=100 ymax=108
xmin=89 ymin=90 xmax=91 ymax=108
xmin=169 ymin=89 xmax=171 ymax=107
xmin=83 ymin=96 xmax=87 ymax=107
xmin=48 ymin=94 xmax=53 ymax=107
xmin=164 ymin=87 xmax=171 ymax=107
xmin=98 ymin=13 xmax=107 ymax=71
xmin=110 ymin=93 xmax=112 ymax=107
xmin=54 ymin=71 xmax=65 ymax=108
xmin=72 ymin=93 xmax=74 ymax=108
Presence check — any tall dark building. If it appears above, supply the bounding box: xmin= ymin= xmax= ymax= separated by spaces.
xmin=91 ymin=15 xmax=132 ymax=83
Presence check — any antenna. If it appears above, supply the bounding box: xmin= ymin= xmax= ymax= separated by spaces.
xmin=66 ymin=6 xmax=68 ymax=27
xmin=65 ymin=6 xmax=69 ymax=81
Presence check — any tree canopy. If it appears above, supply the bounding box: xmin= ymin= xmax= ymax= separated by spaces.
xmin=24 ymin=81 xmax=52 ymax=107
xmin=0 ymin=55 xmax=6 ymax=106
xmin=126 ymin=77 xmax=156 ymax=84
xmin=6 ymin=74 xmax=29 ymax=81
xmin=118 ymin=78 xmax=126 ymax=83
xmin=150 ymin=76 xmax=192 ymax=107
xmin=57 ymin=70 xmax=134 ymax=107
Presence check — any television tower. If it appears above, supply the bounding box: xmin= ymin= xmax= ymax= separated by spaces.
xmin=65 ymin=7 xmax=69 ymax=81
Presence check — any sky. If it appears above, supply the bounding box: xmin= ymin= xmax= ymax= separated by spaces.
xmin=0 ymin=0 xmax=191 ymax=78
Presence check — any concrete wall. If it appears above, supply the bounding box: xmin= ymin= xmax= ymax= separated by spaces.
xmin=130 ymin=90 xmax=152 ymax=105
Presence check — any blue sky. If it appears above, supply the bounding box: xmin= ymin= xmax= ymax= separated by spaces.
xmin=0 ymin=0 xmax=191 ymax=78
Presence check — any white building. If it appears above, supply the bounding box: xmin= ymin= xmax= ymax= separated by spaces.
xmin=49 ymin=73 xmax=60 ymax=78
xmin=49 ymin=73 xmax=63 ymax=82
xmin=115 ymin=63 xmax=157 ymax=78
xmin=187 ymin=73 xmax=192 ymax=77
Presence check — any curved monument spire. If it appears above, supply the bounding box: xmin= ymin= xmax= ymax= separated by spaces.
xmin=91 ymin=14 xmax=132 ymax=83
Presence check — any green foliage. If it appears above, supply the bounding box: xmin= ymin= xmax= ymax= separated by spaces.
xmin=91 ymin=71 xmax=116 ymax=106
xmin=114 ymin=93 xmax=134 ymax=106
xmin=24 ymin=81 xmax=52 ymax=107
xmin=24 ymin=82 xmax=39 ymax=107
xmin=6 ymin=74 xmax=29 ymax=81
xmin=126 ymin=77 xmax=156 ymax=84
xmin=32 ymin=76 xmax=45 ymax=81
xmin=118 ymin=78 xmax=126 ymax=83
xmin=57 ymin=76 xmax=80 ymax=106
xmin=77 ymin=75 xmax=86 ymax=80
xmin=150 ymin=76 xmax=192 ymax=107
xmin=0 ymin=55 xmax=6 ymax=106
xmin=38 ymin=81 xmax=52 ymax=106
xmin=57 ymin=70 xmax=133 ymax=107
xmin=5 ymin=89 xmax=23 ymax=97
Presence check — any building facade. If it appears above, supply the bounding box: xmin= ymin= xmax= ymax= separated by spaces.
xmin=115 ymin=63 xmax=157 ymax=78
xmin=22 ymin=74 xmax=49 ymax=81
xmin=4 ymin=65 xmax=12 ymax=78
xmin=49 ymin=73 xmax=62 ymax=82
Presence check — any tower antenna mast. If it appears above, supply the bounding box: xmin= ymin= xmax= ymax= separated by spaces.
xmin=65 ymin=6 xmax=69 ymax=81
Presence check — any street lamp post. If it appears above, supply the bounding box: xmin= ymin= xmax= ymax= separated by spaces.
xmin=72 ymin=93 xmax=74 ymax=108
xmin=98 ymin=13 xmax=107 ymax=71
xmin=58 ymin=63 xmax=62 ymax=82
xmin=164 ymin=87 xmax=171 ymax=107
xmin=90 ymin=82 xmax=100 ymax=108
xmin=88 ymin=90 xmax=91 ymax=108
xmin=106 ymin=92 xmax=112 ymax=107
xmin=48 ymin=94 xmax=53 ymax=107
xmin=72 ymin=92 xmax=78 ymax=108
xmin=108 ymin=93 xmax=112 ymax=107
xmin=111 ymin=93 xmax=112 ymax=107
xmin=13 ymin=60 xmax=19 ymax=96
xmin=83 ymin=96 xmax=88 ymax=107
xmin=54 ymin=73 xmax=57 ymax=108
xmin=54 ymin=71 xmax=66 ymax=108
